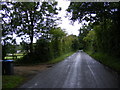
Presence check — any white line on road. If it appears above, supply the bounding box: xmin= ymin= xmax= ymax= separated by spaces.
xmin=87 ymin=64 xmax=98 ymax=87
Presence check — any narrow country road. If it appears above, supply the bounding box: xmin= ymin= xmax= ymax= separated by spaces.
xmin=20 ymin=51 xmax=119 ymax=88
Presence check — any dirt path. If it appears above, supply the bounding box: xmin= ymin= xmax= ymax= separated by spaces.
xmin=14 ymin=64 xmax=53 ymax=79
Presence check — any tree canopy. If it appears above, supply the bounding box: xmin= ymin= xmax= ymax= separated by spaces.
xmin=67 ymin=2 xmax=120 ymax=24
xmin=67 ymin=2 xmax=120 ymax=56
xmin=1 ymin=2 xmax=61 ymax=59
xmin=1 ymin=2 xmax=80 ymax=63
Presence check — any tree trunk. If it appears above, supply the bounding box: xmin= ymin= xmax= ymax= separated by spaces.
xmin=29 ymin=11 xmax=34 ymax=54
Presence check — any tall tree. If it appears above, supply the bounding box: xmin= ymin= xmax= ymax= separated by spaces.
xmin=78 ymin=24 xmax=92 ymax=49
xmin=1 ymin=2 xmax=17 ymax=59
xmin=49 ymin=27 xmax=66 ymax=57
xmin=12 ymin=2 xmax=60 ymax=53
xmin=67 ymin=2 xmax=120 ymax=56
xmin=1 ymin=2 xmax=61 ymax=54
xmin=67 ymin=2 xmax=120 ymax=24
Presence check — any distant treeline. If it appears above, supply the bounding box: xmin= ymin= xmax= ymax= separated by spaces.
xmin=18 ymin=28 xmax=79 ymax=63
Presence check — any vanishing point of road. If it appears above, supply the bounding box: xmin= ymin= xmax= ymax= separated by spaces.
xmin=20 ymin=50 xmax=119 ymax=88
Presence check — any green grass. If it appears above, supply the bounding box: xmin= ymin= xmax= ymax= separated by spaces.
xmin=2 ymin=75 xmax=25 ymax=88
xmin=4 ymin=57 xmax=13 ymax=59
xmin=85 ymin=50 xmax=120 ymax=73
xmin=5 ymin=53 xmax=24 ymax=60
xmin=46 ymin=51 xmax=75 ymax=64
xmin=5 ymin=56 xmax=23 ymax=59
xmin=2 ymin=51 xmax=76 ymax=88
xmin=14 ymin=53 xmax=23 ymax=56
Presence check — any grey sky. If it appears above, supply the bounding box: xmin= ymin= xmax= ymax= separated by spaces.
xmin=57 ymin=0 xmax=81 ymax=36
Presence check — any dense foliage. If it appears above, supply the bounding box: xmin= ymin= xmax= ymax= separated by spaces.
xmin=1 ymin=2 xmax=79 ymax=63
xmin=18 ymin=28 xmax=79 ymax=63
xmin=1 ymin=2 xmax=61 ymax=59
xmin=67 ymin=2 xmax=120 ymax=57
xmin=2 ymin=2 xmax=119 ymax=65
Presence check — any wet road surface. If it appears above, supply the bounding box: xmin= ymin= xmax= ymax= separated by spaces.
xmin=20 ymin=51 xmax=119 ymax=88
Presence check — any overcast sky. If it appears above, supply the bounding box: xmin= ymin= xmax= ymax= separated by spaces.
xmin=57 ymin=0 xmax=81 ymax=36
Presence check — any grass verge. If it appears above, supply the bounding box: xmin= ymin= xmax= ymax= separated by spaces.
xmin=85 ymin=50 xmax=120 ymax=73
xmin=2 ymin=51 xmax=76 ymax=88
xmin=5 ymin=56 xmax=23 ymax=59
xmin=46 ymin=51 xmax=75 ymax=64
xmin=2 ymin=75 xmax=25 ymax=88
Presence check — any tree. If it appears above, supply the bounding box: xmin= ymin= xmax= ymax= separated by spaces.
xmin=34 ymin=38 xmax=51 ymax=62
xmin=83 ymin=30 xmax=96 ymax=51
xmin=1 ymin=2 xmax=17 ymax=59
xmin=67 ymin=2 xmax=120 ymax=56
xmin=20 ymin=41 xmax=30 ymax=54
xmin=13 ymin=2 xmax=61 ymax=53
xmin=78 ymin=24 xmax=92 ymax=49
xmin=67 ymin=2 xmax=120 ymax=23
xmin=49 ymin=27 xmax=66 ymax=57
xmin=18 ymin=27 xmax=79 ymax=64
xmin=1 ymin=2 xmax=61 ymax=54
xmin=71 ymin=35 xmax=79 ymax=51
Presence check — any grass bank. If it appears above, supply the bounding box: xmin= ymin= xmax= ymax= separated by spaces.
xmin=46 ymin=51 xmax=75 ymax=64
xmin=2 ymin=75 xmax=25 ymax=88
xmin=85 ymin=50 xmax=120 ymax=73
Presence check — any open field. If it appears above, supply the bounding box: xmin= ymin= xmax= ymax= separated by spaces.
xmin=5 ymin=53 xmax=24 ymax=60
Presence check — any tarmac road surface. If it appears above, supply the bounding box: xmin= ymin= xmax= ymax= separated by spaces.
xmin=20 ymin=50 xmax=119 ymax=88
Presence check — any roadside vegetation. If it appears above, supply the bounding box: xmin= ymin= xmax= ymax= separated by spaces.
xmin=67 ymin=2 xmax=120 ymax=73
xmin=1 ymin=2 xmax=120 ymax=88
xmin=1 ymin=2 xmax=80 ymax=88
xmin=2 ymin=51 xmax=76 ymax=88
xmin=2 ymin=75 xmax=25 ymax=88
xmin=85 ymin=50 xmax=120 ymax=73
xmin=46 ymin=51 xmax=75 ymax=64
